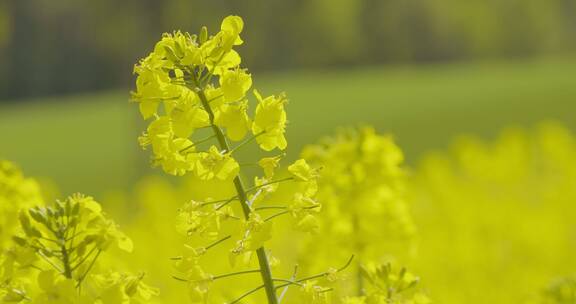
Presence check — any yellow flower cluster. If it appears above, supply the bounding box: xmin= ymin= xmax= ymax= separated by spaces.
xmin=132 ymin=16 xmax=287 ymax=178
xmin=301 ymin=127 xmax=416 ymax=265
xmin=0 ymin=165 xmax=157 ymax=304
xmin=285 ymin=127 xmax=424 ymax=302
xmin=15 ymin=193 xmax=133 ymax=261
xmin=0 ymin=161 xmax=43 ymax=246
xmin=343 ymin=263 xmax=430 ymax=304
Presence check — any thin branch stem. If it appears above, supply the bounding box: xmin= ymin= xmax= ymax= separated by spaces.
xmin=273 ymin=279 xmax=303 ymax=287
xmin=180 ymin=134 xmax=217 ymax=153
xmin=38 ymin=236 xmax=60 ymax=244
xmin=37 ymin=251 xmax=63 ymax=274
xmin=76 ymin=249 xmax=102 ymax=288
xmin=66 ymin=226 xmax=81 ymax=243
xmin=207 ymin=94 xmax=224 ymax=103
xmin=215 ymin=195 xmax=240 ymax=210
xmin=274 ymin=255 xmax=355 ymax=290
xmin=213 ymin=269 xmax=261 ymax=280
xmin=278 ymin=265 xmax=298 ymax=303
xmin=254 ymin=206 xmax=288 ymax=211
xmin=172 ymin=275 xmax=188 ymax=282
xmin=200 ymin=196 xmax=239 ymax=207
xmin=265 ymin=210 xmax=290 ymax=222
xmin=245 ymin=189 xmax=263 ymax=209
xmin=229 ymin=131 xmax=265 ymax=154
xmin=70 ymin=245 xmax=98 ymax=271
xmin=205 ymin=235 xmax=232 ymax=250
xmin=244 ymin=177 xmax=294 ymax=194
xmin=172 ymin=269 xmax=261 ymax=282
xmin=23 ymin=264 xmax=44 ymax=271
xmin=228 ymin=285 xmax=265 ymax=304
xmin=264 ymin=205 xmax=320 ymax=222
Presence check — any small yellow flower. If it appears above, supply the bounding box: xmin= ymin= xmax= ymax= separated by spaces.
xmin=219 ymin=68 xmax=252 ymax=102
xmin=258 ymin=155 xmax=283 ymax=178
xmin=288 ymin=159 xmax=315 ymax=182
xmin=252 ymin=90 xmax=288 ymax=151
xmin=196 ymin=146 xmax=240 ymax=181
xmin=214 ymin=100 xmax=251 ymax=141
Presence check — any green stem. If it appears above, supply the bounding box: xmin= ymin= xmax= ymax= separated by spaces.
xmin=229 ymin=131 xmax=265 ymax=154
xmin=70 ymin=245 xmax=98 ymax=271
xmin=255 ymin=206 xmax=288 ymax=211
xmin=199 ymin=196 xmax=238 ymax=207
xmin=274 ymin=255 xmax=355 ymax=290
xmin=205 ymin=235 xmax=232 ymax=250
xmin=229 ymin=285 xmax=265 ymax=304
xmin=278 ymin=265 xmax=298 ymax=303
xmin=353 ymin=214 xmax=364 ymax=296
xmin=263 ymin=205 xmax=320 ymax=220
xmin=179 ymin=134 xmax=217 ymax=153
xmin=61 ymin=244 xmax=72 ymax=279
xmin=272 ymin=278 xmax=303 ymax=286
xmin=244 ymin=177 xmax=294 ymax=193
xmin=213 ymin=269 xmax=260 ymax=280
xmin=264 ymin=210 xmax=290 ymax=222
xmin=195 ymin=82 xmax=278 ymax=304
xmin=172 ymin=269 xmax=261 ymax=283
xmin=200 ymin=177 xmax=294 ymax=210
xmin=38 ymin=251 xmax=64 ymax=274
xmin=76 ymin=249 xmax=102 ymax=288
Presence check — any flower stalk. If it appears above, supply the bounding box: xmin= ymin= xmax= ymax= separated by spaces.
xmin=196 ymin=83 xmax=279 ymax=304
xmin=132 ymin=15 xmax=332 ymax=302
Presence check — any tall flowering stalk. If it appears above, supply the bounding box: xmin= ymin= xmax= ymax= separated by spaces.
xmin=132 ymin=16 xmax=349 ymax=303
xmin=301 ymin=128 xmax=415 ymax=261
xmin=299 ymin=127 xmax=428 ymax=303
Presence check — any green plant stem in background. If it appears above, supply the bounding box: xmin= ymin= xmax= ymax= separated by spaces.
xmin=61 ymin=244 xmax=73 ymax=279
xmin=196 ymin=85 xmax=279 ymax=304
xmin=352 ymin=214 xmax=364 ymax=296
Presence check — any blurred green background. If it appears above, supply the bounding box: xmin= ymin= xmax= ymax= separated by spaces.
xmin=0 ymin=1 xmax=575 ymax=199
xmin=2 ymin=59 xmax=576 ymax=196
xmin=1 ymin=0 xmax=575 ymax=100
